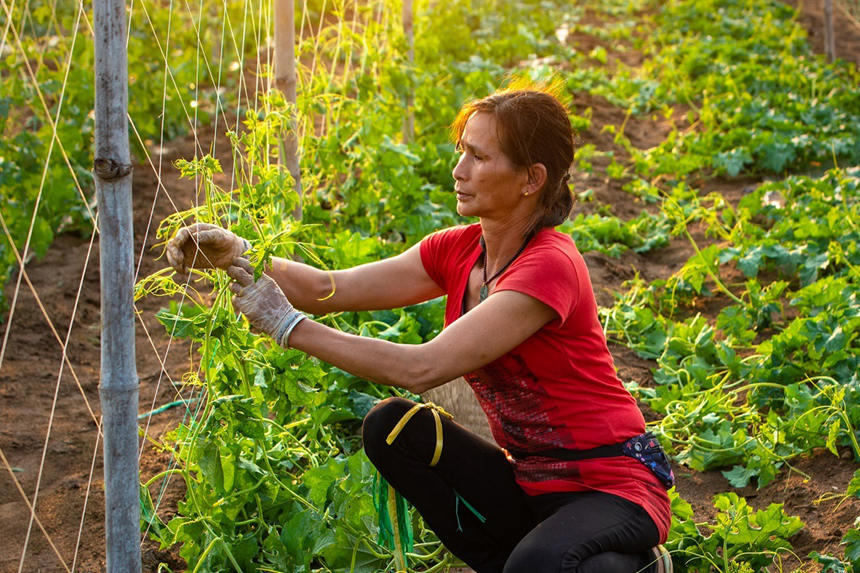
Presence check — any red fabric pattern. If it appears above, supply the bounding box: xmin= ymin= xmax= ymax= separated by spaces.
xmin=419 ymin=223 xmax=671 ymax=542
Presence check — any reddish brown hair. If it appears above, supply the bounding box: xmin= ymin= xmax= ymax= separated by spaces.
xmin=451 ymin=85 xmax=574 ymax=236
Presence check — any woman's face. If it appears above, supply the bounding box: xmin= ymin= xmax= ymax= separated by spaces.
xmin=452 ymin=112 xmax=529 ymax=220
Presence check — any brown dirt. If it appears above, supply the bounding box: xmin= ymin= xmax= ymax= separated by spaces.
xmin=1 ymin=3 xmax=859 ymax=573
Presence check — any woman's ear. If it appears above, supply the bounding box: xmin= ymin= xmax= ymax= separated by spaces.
xmin=525 ymin=163 xmax=548 ymax=195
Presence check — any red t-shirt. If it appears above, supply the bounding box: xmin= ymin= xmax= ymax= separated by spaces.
xmin=419 ymin=223 xmax=671 ymax=542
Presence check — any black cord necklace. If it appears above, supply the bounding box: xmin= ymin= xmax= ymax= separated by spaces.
xmin=479 ymin=234 xmax=532 ymax=302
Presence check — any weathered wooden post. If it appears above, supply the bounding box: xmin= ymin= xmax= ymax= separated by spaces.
xmin=402 ymin=0 xmax=415 ymax=143
xmin=824 ymin=0 xmax=836 ymax=62
xmin=274 ymin=0 xmax=303 ymax=220
xmin=94 ymin=0 xmax=141 ymax=569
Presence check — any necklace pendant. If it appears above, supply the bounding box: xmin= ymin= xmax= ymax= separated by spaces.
xmin=479 ymin=284 xmax=489 ymax=302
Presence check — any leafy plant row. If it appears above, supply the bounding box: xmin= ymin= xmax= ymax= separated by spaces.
xmin=603 ymin=169 xmax=860 ymax=484
xmin=631 ymin=0 xmax=860 ymax=179
xmin=584 ymin=0 xmax=860 ymax=569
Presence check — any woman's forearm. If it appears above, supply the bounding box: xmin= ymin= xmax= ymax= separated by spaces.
xmin=271 ymin=291 xmax=555 ymax=395
xmin=264 ymin=245 xmax=444 ymax=316
xmin=287 ymin=319 xmax=445 ymax=394
xmin=266 ymin=257 xmax=341 ymax=315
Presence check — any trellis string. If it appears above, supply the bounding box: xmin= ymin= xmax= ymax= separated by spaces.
xmin=71 ymin=425 xmax=102 ymax=572
xmin=0 ymin=445 xmax=71 ymax=572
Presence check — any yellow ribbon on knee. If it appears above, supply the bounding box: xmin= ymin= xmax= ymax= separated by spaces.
xmin=385 ymin=402 xmax=454 ymax=467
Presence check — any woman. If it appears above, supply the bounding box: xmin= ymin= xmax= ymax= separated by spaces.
xmin=167 ymin=87 xmax=673 ymax=572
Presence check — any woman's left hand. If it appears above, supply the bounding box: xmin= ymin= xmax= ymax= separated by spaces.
xmin=227 ymin=258 xmax=305 ymax=346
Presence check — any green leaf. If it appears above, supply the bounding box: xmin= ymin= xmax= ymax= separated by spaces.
xmin=809 ymin=551 xmax=852 ymax=572
xmin=844 ymin=524 xmax=860 ymax=566
xmin=737 ymin=247 xmax=764 ymax=277
xmin=800 ymin=251 xmax=831 ymax=286
xmin=139 ymin=484 xmax=167 ymax=540
xmin=846 ymin=469 xmax=860 ymax=499
xmin=348 ymin=390 xmax=379 ymax=419
xmin=713 ymin=148 xmax=753 ymax=177
xmin=669 ymin=487 xmax=694 ymax=522
xmin=722 ymin=465 xmax=757 ymax=488
xmin=302 ymin=458 xmax=345 ymax=507
xmin=197 ymin=439 xmax=224 ymax=493
xmin=826 ymin=420 xmax=843 ymax=456
xmin=758 ymin=140 xmax=795 ymax=173
xmin=221 ymin=447 xmax=236 ymax=494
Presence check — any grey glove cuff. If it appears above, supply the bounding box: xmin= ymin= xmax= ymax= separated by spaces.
xmin=276 ymin=312 xmax=307 ymax=348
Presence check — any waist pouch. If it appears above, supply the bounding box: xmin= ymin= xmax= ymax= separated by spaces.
xmin=509 ymin=432 xmax=675 ymax=489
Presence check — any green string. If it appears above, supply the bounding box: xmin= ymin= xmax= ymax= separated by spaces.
xmin=453 ymin=489 xmax=486 ymax=533
xmin=137 ymin=397 xmax=199 ymax=420
xmin=373 ymin=473 xmax=414 ymax=564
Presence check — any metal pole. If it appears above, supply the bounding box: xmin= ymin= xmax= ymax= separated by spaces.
xmin=274 ymin=0 xmax=303 ymax=220
xmin=94 ymin=0 xmax=140 ymax=569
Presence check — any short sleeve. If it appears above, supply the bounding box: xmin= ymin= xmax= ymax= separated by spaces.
xmin=494 ymin=238 xmax=581 ymax=327
xmin=419 ymin=224 xmax=481 ymax=293
xmin=419 ymin=229 xmax=451 ymax=291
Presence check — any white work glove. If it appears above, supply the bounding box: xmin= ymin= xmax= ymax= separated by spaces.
xmin=166 ymin=223 xmax=250 ymax=279
xmin=227 ymin=258 xmax=306 ymax=347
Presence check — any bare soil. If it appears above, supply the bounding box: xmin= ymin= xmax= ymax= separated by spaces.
xmin=1 ymin=2 xmax=858 ymax=572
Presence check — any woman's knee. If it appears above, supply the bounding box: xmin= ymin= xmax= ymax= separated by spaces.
xmin=573 ymin=551 xmax=645 ymax=573
xmin=505 ymin=543 xmax=641 ymax=573
xmin=503 ymin=533 xmax=566 ymax=573
xmin=361 ymin=396 xmax=416 ymax=461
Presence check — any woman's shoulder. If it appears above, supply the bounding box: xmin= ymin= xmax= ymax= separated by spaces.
xmin=515 ymin=228 xmax=591 ymax=288
xmin=423 ymin=223 xmax=482 ymax=249
xmin=498 ymin=227 xmax=589 ymax=324
xmin=528 ymin=227 xmax=581 ymax=261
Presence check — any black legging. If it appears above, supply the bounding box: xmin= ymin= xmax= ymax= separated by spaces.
xmin=362 ymin=397 xmax=660 ymax=573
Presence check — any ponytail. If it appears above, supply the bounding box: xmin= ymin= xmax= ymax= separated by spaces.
xmin=529 ymin=172 xmax=573 ymax=237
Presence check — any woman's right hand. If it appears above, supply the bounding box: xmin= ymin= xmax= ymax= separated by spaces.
xmin=166 ymin=223 xmax=249 ymax=277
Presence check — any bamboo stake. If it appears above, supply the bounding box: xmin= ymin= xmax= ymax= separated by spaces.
xmin=402 ymin=0 xmax=414 ymax=143
xmin=388 ymin=484 xmax=406 ymax=572
xmin=93 ymin=0 xmax=141 ymax=570
xmin=274 ymin=0 xmax=303 ymax=220
xmin=824 ymin=0 xmax=836 ymax=62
